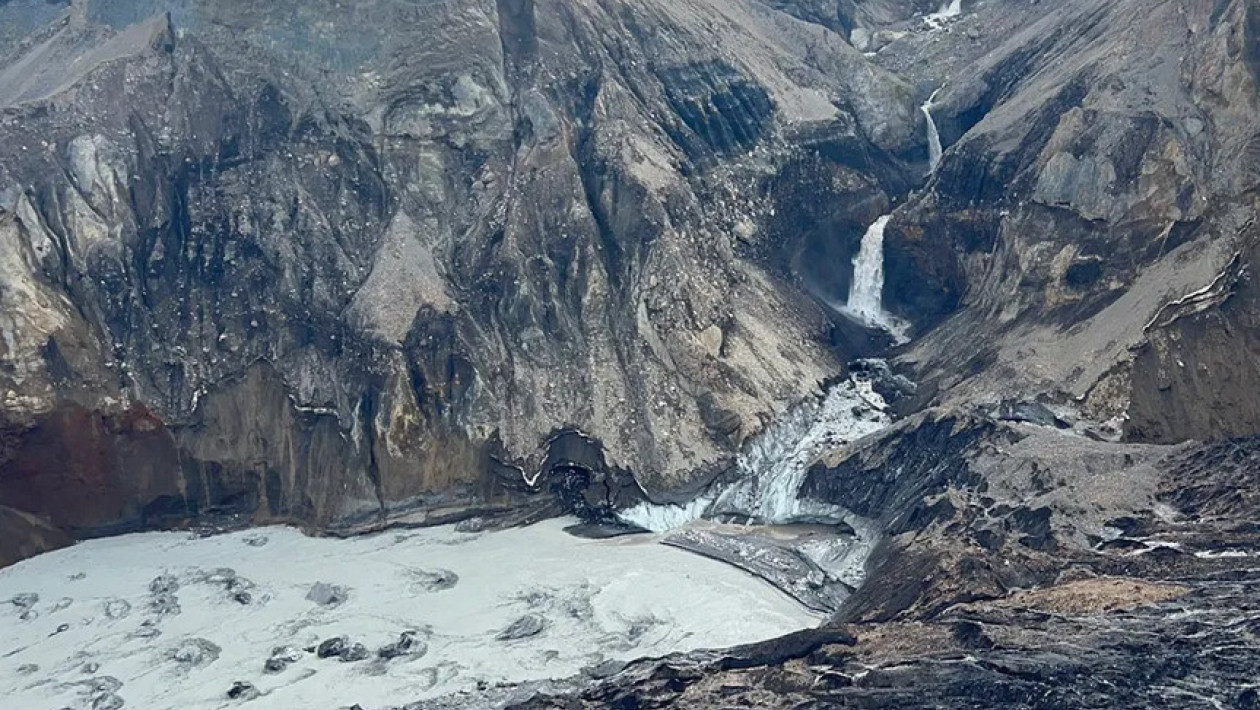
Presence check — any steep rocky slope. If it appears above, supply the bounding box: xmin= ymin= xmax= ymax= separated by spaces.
xmin=885 ymin=0 xmax=1260 ymax=436
xmin=436 ymin=0 xmax=1260 ymax=706
xmin=0 ymin=0 xmax=927 ymax=541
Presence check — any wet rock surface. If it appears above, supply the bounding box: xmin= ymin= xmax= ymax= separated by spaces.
xmin=226 ymin=681 xmax=260 ymax=701
xmin=378 ymin=631 xmax=427 ymax=661
xmin=263 ymin=645 xmax=303 ymax=673
xmin=662 ymin=526 xmax=857 ymax=613
xmin=316 ymin=637 xmax=350 ymax=659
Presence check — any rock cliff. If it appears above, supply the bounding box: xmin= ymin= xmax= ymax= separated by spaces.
xmin=0 ymin=0 xmax=923 ymax=539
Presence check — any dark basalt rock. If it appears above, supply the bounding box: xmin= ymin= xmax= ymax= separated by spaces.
xmin=951 ymin=620 xmax=994 ymax=650
xmin=717 ymin=626 xmax=857 ymax=671
xmin=849 ymin=359 xmax=918 ymax=406
xmin=314 ymin=635 xmax=368 ymax=663
xmin=1010 ymin=506 xmax=1056 ymax=551
xmin=263 ymin=645 xmax=303 ymax=673
xmin=562 ymin=521 xmax=651 ymax=540
xmin=338 ymin=643 xmax=370 ymax=663
xmin=316 ymin=637 xmax=348 ymax=659
xmin=801 ymin=413 xmax=991 ymax=532
xmin=226 ymin=681 xmax=260 ymax=701
xmin=542 ymin=430 xmax=644 ymax=526
xmin=377 ymin=631 xmax=426 ymax=661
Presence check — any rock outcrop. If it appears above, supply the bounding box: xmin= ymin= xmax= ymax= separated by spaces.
xmin=506 ymin=417 xmax=1260 ymax=709
xmin=882 ymin=0 xmax=1260 ymax=437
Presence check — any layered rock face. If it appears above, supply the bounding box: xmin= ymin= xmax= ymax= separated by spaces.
xmin=0 ymin=0 xmax=923 ymax=540
xmin=884 ymin=0 xmax=1260 ymax=435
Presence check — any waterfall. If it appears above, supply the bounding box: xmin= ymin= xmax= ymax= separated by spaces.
xmin=925 ymin=0 xmax=963 ymax=27
xmin=613 ymin=371 xmax=901 ymax=607
xmin=922 ymin=88 xmax=943 ymax=173
xmin=936 ymin=0 xmax=963 ymax=18
xmin=841 ymin=216 xmax=909 ymax=342
xmin=845 ymin=216 xmax=891 ymax=326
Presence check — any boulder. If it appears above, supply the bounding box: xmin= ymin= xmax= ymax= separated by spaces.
xmin=377 ymin=631 xmax=427 ymax=661
xmin=226 ymin=681 xmax=260 ymax=701
xmin=306 ymin=582 xmax=350 ymax=607
xmin=496 ymin=615 xmax=547 ymax=641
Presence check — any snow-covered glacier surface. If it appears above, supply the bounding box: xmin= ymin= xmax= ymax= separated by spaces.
xmin=0 ymin=518 xmax=818 ymax=709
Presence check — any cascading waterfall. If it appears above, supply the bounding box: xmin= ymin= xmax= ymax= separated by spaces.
xmin=922 ymin=88 xmax=943 ymax=173
xmin=841 ymin=216 xmax=910 ymax=343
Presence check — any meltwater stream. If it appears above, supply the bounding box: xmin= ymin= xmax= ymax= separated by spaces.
xmin=925 ymin=0 xmax=963 ymax=28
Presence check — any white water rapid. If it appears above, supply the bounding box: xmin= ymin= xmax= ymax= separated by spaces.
xmin=618 ymin=374 xmax=891 ymax=533
xmin=922 ymin=88 xmax=943 ymax=173
xmin=841 ymin=216 xmax=911 ymax=343
xmin=616 ymin=372 xmax=895 ymax=599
